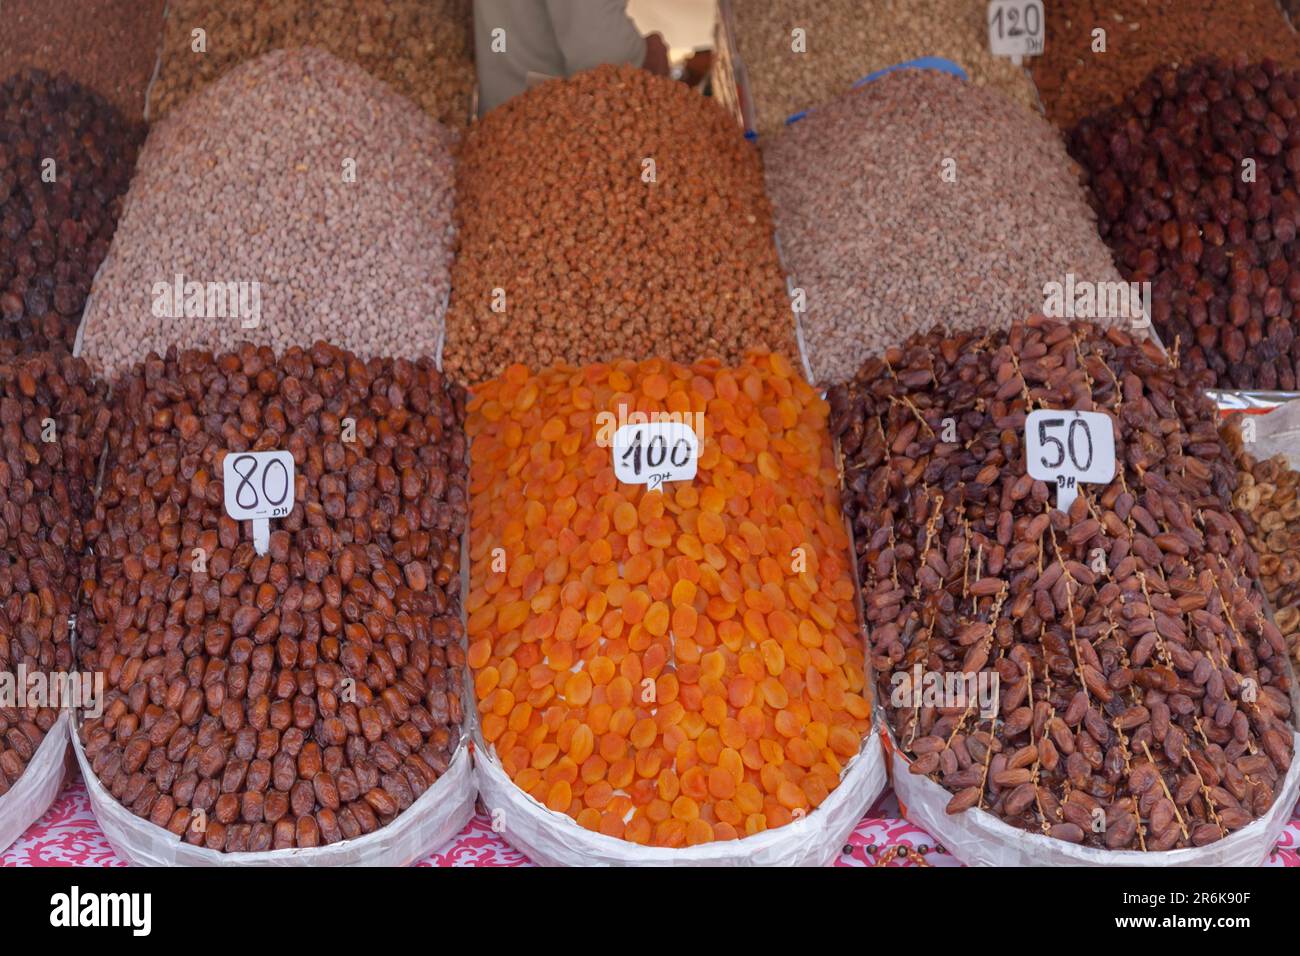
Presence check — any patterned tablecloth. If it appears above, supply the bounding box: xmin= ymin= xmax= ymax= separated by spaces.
xmin=4 ymin=770 xmax=1299 ymax=866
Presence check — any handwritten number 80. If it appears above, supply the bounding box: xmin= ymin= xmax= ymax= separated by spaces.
xmin=232 ymin=455 xmax=290 ymax=510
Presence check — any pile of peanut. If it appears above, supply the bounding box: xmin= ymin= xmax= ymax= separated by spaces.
xmin=79 ymin=48 xmax=456 ymax=381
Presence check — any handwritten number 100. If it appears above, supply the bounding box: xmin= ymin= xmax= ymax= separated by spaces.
xmin=620 ymin=432 xmax=692 ymax=475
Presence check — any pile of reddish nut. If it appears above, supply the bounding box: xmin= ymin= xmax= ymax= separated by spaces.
xmin=830 ymin=317 xmax=1295 ymax=851
xmin=76 ymin=342 xmax=468 ymax=852
xmin=1072 ymin=58 xmax=1300 ymax=391
xmin=1 ymin=351 xmax=108 ymax=794
xmin=444 ymin=64 xmax=794 ymax=384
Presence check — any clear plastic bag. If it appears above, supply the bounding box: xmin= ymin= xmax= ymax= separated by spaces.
xmin=0 ymin=711 xmax=71 ymax=855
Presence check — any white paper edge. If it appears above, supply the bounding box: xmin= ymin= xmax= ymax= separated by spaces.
xmin=71 ymin=726 xmax=475 ymax=867
xmin=142 ymin=0 xmax=170 ymax=124
xmin=887 ymin=724 xmax=1300 ymax=867
xmin=474 ymin=728 xmax=885 ymax=866
xmin=0 ymin=711 xmax=70 ymax=855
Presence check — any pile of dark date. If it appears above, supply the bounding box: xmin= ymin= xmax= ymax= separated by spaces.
xmin=830 ymin=316 xmax=1295 ymax=851
xmin=0 ymin=69 xmax=140 ymax=353
xmin=75 ymin=342 xmax=469 ymax=852
xmin=0 ymin=351 xmax=107 ymax=794
xmin=1072 ymin=58 xmax=1300 ymax=391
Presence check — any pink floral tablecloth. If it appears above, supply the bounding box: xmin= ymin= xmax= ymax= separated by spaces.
xmin=5 ymin=769 xmax=1299 ymax=866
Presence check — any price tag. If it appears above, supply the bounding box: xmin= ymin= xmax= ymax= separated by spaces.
xmin=988 ymin=0 xmax=1044 ymax=62
xmin=1025 ymin=410 xmax=1116 ymax=513
xmin=222 ymin=450 xmax=296 ymax=554
xmin=613 ymin=421 xmax=699 ymax=492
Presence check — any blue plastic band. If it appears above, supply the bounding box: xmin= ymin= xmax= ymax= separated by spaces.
xmin=781 ymin=57 xmax=970 ymax=128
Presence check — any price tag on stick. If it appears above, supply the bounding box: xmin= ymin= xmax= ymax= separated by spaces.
xmin=222 ymin=450 xmax=296 ymax=554
xmin=613 ymin=421 xmax=700 ymax=492
xmin=988 ymin=0 xmax=1044 ymax=64
xmin=1025 ymin=410 xmax=1116 ymax=513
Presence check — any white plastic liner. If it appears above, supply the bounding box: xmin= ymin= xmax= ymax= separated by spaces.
xmin=887 ymin=726 xmax=1300 ymax=867
xmin=1223 ymin=397 xmax=1300 ymax=470
xmin=0 ymin=711 xmax=70 ymax=855
xmin=474 ymin=729 xmax=885 ymax=867
xmin=71 ymin=727 xmax=474 ymax=867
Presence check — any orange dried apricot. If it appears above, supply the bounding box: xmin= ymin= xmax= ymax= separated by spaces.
xmin=466 ymin=354 xmax=870 ymax=848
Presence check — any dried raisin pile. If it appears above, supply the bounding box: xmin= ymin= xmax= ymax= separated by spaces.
xmin=1 ymin=351 xmax=109 ymax=793
xmin=466 ymin=353 xmax=870 ymax=847
xmin=1221 ymin=440 xmax=1300 ymax=666
xmin=831 ymin=317 xmax=1294 ymax=851
xmin=76 ymin=342 xmax=469 ymax=852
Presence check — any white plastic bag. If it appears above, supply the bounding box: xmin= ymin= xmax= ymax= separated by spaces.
xmin=887 ymin=726 xmax=1300 ymax=867
xmin=0 ymin=711 xmax=70 ymax=855
xmin=473 ymin=728 xmax=886 ymax=866
xmin=72 ymin=728 xmax=474 ymax=867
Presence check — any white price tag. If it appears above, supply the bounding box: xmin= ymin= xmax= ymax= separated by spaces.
xmin=613 ymin=421 xmax=699 ymax=492
xmin=988 ymin=0 xmax=1044 ymax=61
xmin=1025 ymin=410 xmax=1116 ymax=513
xmin=222 ymin=450 xmax=296 ymax=554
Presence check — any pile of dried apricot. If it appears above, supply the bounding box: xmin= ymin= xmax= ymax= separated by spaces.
xmin=466 ymin=352 xmax=870 ymax=847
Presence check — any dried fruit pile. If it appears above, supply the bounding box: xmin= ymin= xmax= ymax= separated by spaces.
xmin=443 ymin=65 xmax=795 ymax=385
xmin=79 ymin=48 xmax=456 ymax=381
xmin=764 ymin=70 xmax=1123 ymax=385
xmin=1071 ymin=58 xmax=1300 ymax=391
xmin=0 ymin=0 xmax=166 ymax=121
xmin=147 ymin=0 xmax=474 ymax=127
xmin=730 ymin=0 xmax=1041 ymax=137
xmin=466 ymin=353 xmax=870 ymax=847
xmin=1031 ymin=0 xmax=1300 ymax=130
xmin=76 ymin=342 xmax=469 ymax=853
xmin=0 ymin=70 xmax=142 ymax=354
xmin=1225 ymin=443 xmax=1300 ymax=665
xmin=1 ymin=351 xmax=109 ymax=794
xmin=830 ymin=316 xmax=1295 ymax=851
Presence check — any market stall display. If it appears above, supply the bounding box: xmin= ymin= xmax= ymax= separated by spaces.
xmin=77 ymin=48 xmax=456 ymax=382
xmin=0 ymin=0 xmax=165 ymax=122
xmin=442 ymin=64 xmax=795 ymax=385
xmin=728 ymin=0 xmax=1041 ymax=138
xmin=1031 ymin=0 xmax=1300 ymax=131
xmin=465 ymin=352 xmax=879 ymax=859
xmin=145 ymin=0 xmax=474 ymax=127
xmin=1071 ymin=58 xmax=1300 ymax=392
xmin=0 ymin=70 xmax=142 ymax=355
xmin=764 ymin=69 xmax=1123 ymax=386
xmin=74 ymin=341 xmax=474 ymax=860
xmin=831 ymin=316 xmax=1296 ymax=855
xmin=0 ymin=350 xmax=109 ymax=850
xmin=0 ymin=0 xmax=1297 ymax=875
